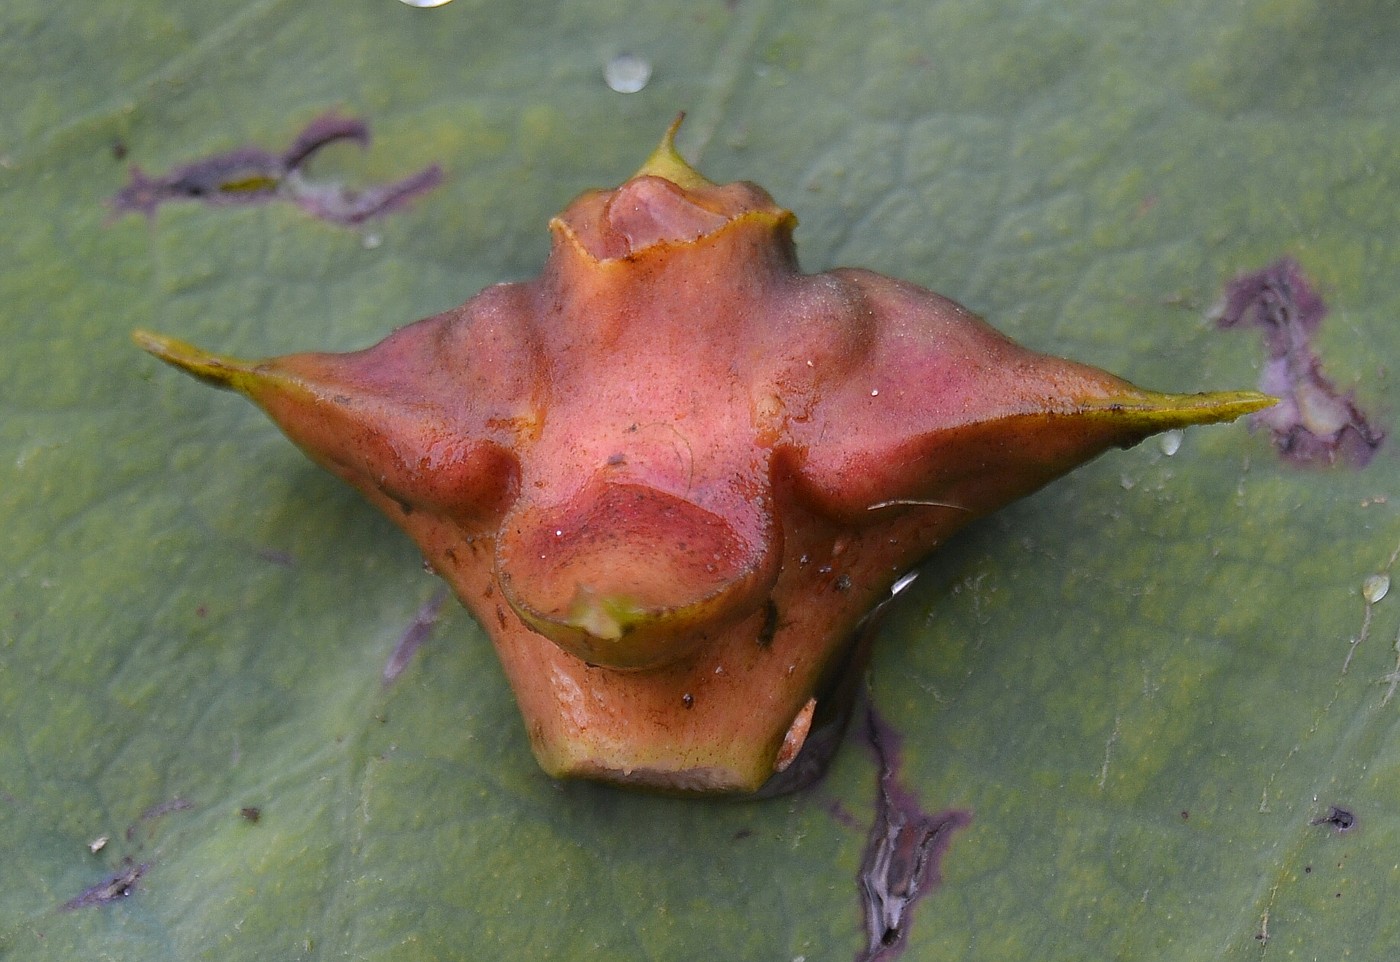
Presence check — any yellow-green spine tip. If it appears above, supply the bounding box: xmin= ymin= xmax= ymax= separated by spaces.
xmin=132 ymin=329 xmax=262 ymax=394
xmin=1084 ymin=389 xmax=1277 ymax=434
xmin=632 ymin=112 xmax=713 ymax=190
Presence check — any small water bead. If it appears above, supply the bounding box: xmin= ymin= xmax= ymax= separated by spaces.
xmin=890 ymin=570 xmax=919 ymax=596
xmin=1363 ymin=574 xmax=1390 ymax=604
xmin=399 ymin=0 xmax=455 ymax=7
xmin=605 ymin=53 xmax=652 ymax=94
xmin=1158 ymin=429 xmax=1184 ymax=456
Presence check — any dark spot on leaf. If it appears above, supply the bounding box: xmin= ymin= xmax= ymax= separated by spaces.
xmin=107 ymin=112 xmax=442 ymax=227
xmin=257 ymin=547 xmax=295 ymax=568
xmin=125 ymin=796 xmax=193 ymax=842
xmin=111 ymin=139 xmax=128 ymax=161
xmin=1180 ymin=809 xmax=1189 ymax=820
xmin=855 ymin=706 xmax=972 ymax=961
xmin=1212 ymin=257 xmax=1383 ymax=467
xmin=239 ymin=806 xmax=262 ymax=824
xmin=733 ymin=828 xmax=753 ymax=841
xmin=383 ymin=588 xmax=448 ymax=685
xmin=141 ymin=796 xmax=194 ymax=821
xmin=1311 ymin=805 xmax=1357 ymax=833
xmin=835 ymin=574 xmax=853 ymax=592
xmin=828 ymin=799 xmax=861 ymax=830
xmin=62 ymin=858 xmax=147 ymax=911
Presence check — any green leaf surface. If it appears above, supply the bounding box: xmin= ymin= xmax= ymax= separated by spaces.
xmin=3 ymin=1 xmax=1397 ymax=959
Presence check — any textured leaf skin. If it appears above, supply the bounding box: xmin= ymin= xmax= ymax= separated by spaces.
xmin=7 ymin=3 xmax=1398 ymax=958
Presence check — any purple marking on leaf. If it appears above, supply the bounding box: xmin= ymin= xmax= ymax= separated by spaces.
xmin=1212 ymin=258 xmax=1384 ymax=467
xmin=290 ymin=163 xmax=444 ymax=226
xmin=281 ymin=113 xmax=369 ymax=169
xmin=61 ymin=859 xmax=148 ymax=911
xmin=856 ymin=706 xmax=972 ymax=962
xmin=108 ymin=112 xmax=440 ymax=227
xmin=383 ymin=587 xmax=449 ymax=684
xmin=828 ymin=798 xmax=862 ymax=831
xmin=110 ymin=149 xmax=283 ymax=218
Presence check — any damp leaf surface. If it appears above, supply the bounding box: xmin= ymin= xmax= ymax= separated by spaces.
xmin=2 ymin=0 xmax=1399 ymax=960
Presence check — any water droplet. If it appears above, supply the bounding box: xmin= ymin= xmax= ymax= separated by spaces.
xmin=604 ymin=53 xmax=652 ymax=94
xmin=361 ymin=232 xmax=383 ymax=250
xmin=870 ymin=388 xmax=880 ymax=397
xmin=1363 ymin=574 xmax=1390 ymax=604
xmin=890 ymin=570 xmax=919 ymax=596
xmin=399 ymin=0 xmax=455 ymax=7
xmin=1158 ymin=429 xmax=1184 ymax=456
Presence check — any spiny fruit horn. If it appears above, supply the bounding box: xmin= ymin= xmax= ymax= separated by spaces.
xmin=136 ymin=117 xmax=1273 ymax=795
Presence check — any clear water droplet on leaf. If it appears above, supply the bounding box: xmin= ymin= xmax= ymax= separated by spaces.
xmin=605 ymin=53 xmax=652 ymax=93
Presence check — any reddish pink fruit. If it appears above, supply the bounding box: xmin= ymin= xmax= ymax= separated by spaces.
xmin=136 ymin=119 xmax=1272 ymax=795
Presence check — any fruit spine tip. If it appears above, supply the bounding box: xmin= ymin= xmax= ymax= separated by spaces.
xmin=132 ymin=328 xmax=259 ymax=392
xmin=1088 ymin=388 xmax=1278 ymax=434
xmin=1158 ymin=388 xmax=1278 ymax=423
xmin=633 ymin=112 xmax=713 ymax=191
